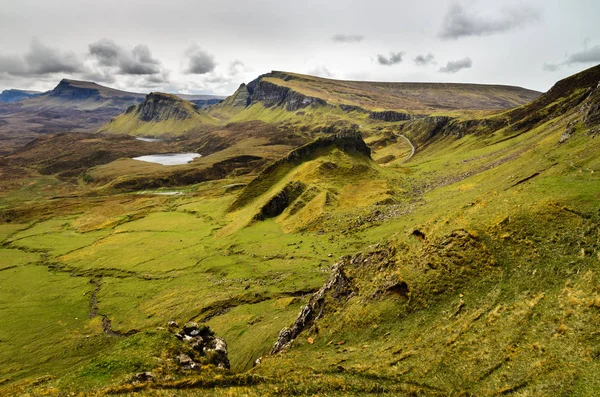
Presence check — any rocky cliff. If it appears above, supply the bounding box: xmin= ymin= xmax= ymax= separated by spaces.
xmin=134 ymin=92 xmax=197 ymax=122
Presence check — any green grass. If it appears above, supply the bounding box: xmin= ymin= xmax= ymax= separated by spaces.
xmin=1 ymin=66 xmax=600 ymax=395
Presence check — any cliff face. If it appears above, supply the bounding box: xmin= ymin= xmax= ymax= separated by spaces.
xmin=226 ymin=73 xmax=328 ymax=111
xmin=49 ymin=79 xmax=101 ymax=100
xmin=135 ymin=92 xmax=196 ymax=122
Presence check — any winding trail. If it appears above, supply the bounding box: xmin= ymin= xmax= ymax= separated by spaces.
xmin=398 ymin=134 xmax=415 ymax=163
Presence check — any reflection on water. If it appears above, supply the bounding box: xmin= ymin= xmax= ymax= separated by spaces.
xmin=132 ymin=153 xmax=201 ymax=165
xmin=135 ymin=137 xmax=165 ymax=142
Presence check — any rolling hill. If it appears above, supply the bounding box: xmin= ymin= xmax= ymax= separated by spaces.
xmin=0 ymin=65 xmax=599 ymax=396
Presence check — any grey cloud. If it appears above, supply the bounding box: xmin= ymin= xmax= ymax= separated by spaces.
xmin=439 ymin=3 xmax=541 ymax=40
xmin=542 ymin=43 xmax=600 ymax=72
xmin=377 ymin=52 xmax=405 ymax=66
xmin=566 ymin=45 xmax=600 ymax=64
xmin=542 ymin=62 xmax=561 ymax=72
xmin=0 ymin=39 xmax=82 ymax=77
xmin=308 ymin=65 xmax=333 ymax=78
xmin=88 ymin=40 xmax=160 ymax=75
xmin=88 ymin=40 xmax=120 ymax=66
xmin=228 ymin=60 xmax=245 ymax=75
xmin=184 ymin=44 xmax=216 ymax=74
xmin=332 ymin=34 xmax=365 ymax=43
xmin=414 ymin=53 xmax=435 ymax=66
xmin=439 ymin=57 xmax=472 ymax=73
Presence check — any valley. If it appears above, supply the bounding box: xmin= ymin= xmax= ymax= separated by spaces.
xmin=0 ymin=65 xmax=599 ymax=396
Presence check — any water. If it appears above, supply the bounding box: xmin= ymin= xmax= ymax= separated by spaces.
xmin=135 ymin=137 xmax=165 ymax=142
xmin=132 ymin=153 xmax=201 ymax=166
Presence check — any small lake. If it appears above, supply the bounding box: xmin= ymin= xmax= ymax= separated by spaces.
xmin=135 ymin=137 xmax=165 ymax=142
xmin=132 ymin=153 xmax=201 ymax=166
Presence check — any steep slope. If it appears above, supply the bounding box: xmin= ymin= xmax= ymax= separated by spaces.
xmin=99 ymin=92 xmax=218 ymax=137
xmin=2 ymin=66 xmax=600 ymax=396
xmin=224 ymin=128 xmax=393 ymax=234
xmin=211 ymin=71 xmax=541 ymax=118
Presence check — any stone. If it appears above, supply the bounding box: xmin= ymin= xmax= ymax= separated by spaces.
xmin=177 ymin=353 xmax=197 ymax=370
xmin=131 ymin=372 xmax=154 ymax=383
xmin=182 ymin=322 xmax=199 ymax=335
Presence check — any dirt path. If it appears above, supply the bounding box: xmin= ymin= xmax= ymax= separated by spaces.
xmin=398 ymin=134 xmax=415 ymax=163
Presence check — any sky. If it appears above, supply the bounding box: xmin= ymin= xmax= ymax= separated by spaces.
xmin=0 ymin=0 xmax=599 ymax=96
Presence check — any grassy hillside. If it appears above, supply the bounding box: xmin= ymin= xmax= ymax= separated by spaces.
xmin=99 ymin=92 xmax=219 ymax=137
xmin=248 ymin=71 xmax=541 ymax=112
xmin=0 ymin=65 xmax=599 ymax=396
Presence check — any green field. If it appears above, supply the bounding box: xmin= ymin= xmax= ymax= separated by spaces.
xmin=1 ymin=65 xmax=599 ymax=396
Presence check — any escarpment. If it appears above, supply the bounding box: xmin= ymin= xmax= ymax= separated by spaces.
xmin=136 ymin=92 xmax=198 ymax=122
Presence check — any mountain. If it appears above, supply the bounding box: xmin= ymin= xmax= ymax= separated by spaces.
xmin=176 ymin=94 xmax=226 ymax=109
xmin=98 ymin=92 xmax=218 ymax=137
xmin=0 ymin=89 xmax=42 ymax=103
xmin=211 ymin=71 xmax=541 ymax=117
xmin=1 ymin=65 xmax=600 ymax=396
xmin=0 ymin=79 xmax=147 ymax=155
xmin=0 ymin=79 xmax=224 ymax=155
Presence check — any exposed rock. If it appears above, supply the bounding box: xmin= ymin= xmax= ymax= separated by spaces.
xmin=339 ymin=104 xmax=368 ymax=113
xmin=131 ymin=372 xmax=154 ymax=383
xmin=370 ymin=111 xmax=411 ymax=122
xmin=136 ymin=92 xmax=196 ymax=122
xmin=177 ymin=353 xmax=197 ymax=370
xmin=271 ymin=261 xmax=355 ymax=354
xmin=167 ymin=320 xmax=179 ymax=328
xmin=246 ymin=78 xmax=327 ymax=111
xmin=171 ymin=322 xmax=229 ymax=370
xmin=559 ymin=121 xmax=578 ymax=144
xmin=254 ymin=181 xmax=306 ymax=220
xmin=182 ymin=321 xmax=199 ymax=335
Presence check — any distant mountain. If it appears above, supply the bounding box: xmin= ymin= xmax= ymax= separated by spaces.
xmin=0 ymin=89 xmax=42 ymax=103
xmin=0 ymin=79 xmax=148 ymax=154
xmin=176 ymin=94 xmax=226 ymax=109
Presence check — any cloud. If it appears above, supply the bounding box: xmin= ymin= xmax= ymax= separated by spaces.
xmin=439 ymin=57 xmax=472 ymax=73
xmin=414 ymin=53 xmax=435 ymax=66
xmin=377 ymin=52 xmax=405 ymax=66
xmin=184 ymin=44 xmax=216 ymax=74
xmin=88 ymin=40 xmax=160 ymax=75
xmin=542 ymin=62 xmax=561 ymax=72
xmin=308 ymin=65 xmax=333 ymax=78
xmin=566 ymin=45 xmax=600 ymax=65
xmin=439 ymin=3 xmax=541 ymax=40
xmin=228 ymin=60 xmax=245 ymax=76
xmin=332 ymin=34 xmax=365 ymax=43
xmin=542 ymin=43 xmax=600 ymax=72
xmin=0 ymin=39 xmax=82 ymax=77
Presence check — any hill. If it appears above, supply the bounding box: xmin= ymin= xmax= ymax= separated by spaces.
xmin=99 ymin=92 xmax=219 ymax=137
xmin=0 ymin=80 xmax=223 ymax=155
xmin=0 ymin=65 xmax=599 ymax=396
xmin=0 ymin=89 xmax=42 ymax=103
xmin=213 ymin=71 xmax=541 ymax=115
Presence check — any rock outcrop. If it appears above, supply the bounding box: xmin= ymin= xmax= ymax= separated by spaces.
xmin=271 ymin=261 xmax=355 ymax=354
xmin=369 ymin=110 xmax=411 ymax=122
xmin=136 ymin=92 xmax=197 ymax=122
xmin=171 ymin=321 xmax=230 ymax=370
xmin=254 ymin=181 xmax=307 ymax=220
xmin=246 ymin=78 xmax=327 ymax=111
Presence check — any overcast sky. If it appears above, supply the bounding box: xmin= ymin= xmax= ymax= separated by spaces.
xmin=0 ymin=0 xmax=599 ymax=95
